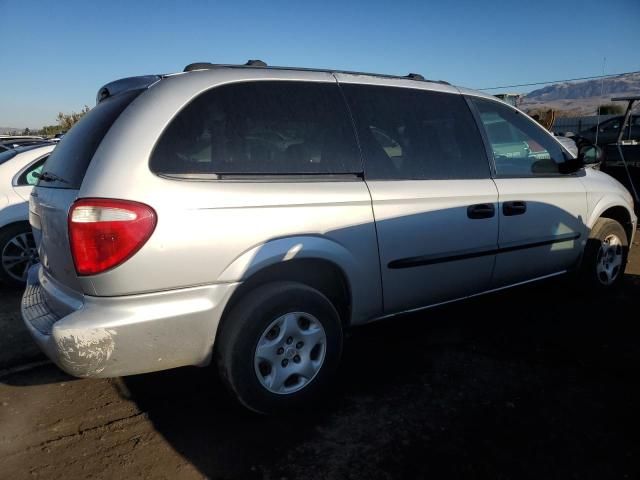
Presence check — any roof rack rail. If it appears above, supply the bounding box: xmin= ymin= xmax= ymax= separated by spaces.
xmin=404 ymin=73 xmax=450 ymax=85
xmin=180 ymin=61 xmax=451 ymax=86
xmin=245 ymin=59 xmax=267 ymax=67
xmin=183 ymin=62 xmax=216 ymax=72
xmin=183 ymin=59 xmax=267 ymax=72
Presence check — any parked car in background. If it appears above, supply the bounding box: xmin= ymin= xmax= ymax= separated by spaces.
xmin=579 ymin=115 xmax=640 ymax=146
xmin=0 ymin=144 xmax=55 ymax=285
xmin=554 ymin=134 xmax=578 ymax=158
xmin=22 ymin=63 xmax=636 ymax=414
xmin=48 ymin=133 xmax=66 ymax=144
xmin=578 ymin=115 xmax=640 ymax=201
xmin=0 ymin=135 xmax=45 ymax=145
xmin=0 ymin=139 xmax=54 ymax=150
xmin=0 ymin=135 xmax=44 ymax=141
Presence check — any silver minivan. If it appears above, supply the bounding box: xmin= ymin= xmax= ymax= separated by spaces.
xmin=22 ymin=62 xmax=636 ymax=413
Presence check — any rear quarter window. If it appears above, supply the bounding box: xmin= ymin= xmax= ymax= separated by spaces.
xmin=17 ymin=156 xmax=48 ymax=186
xmin=150 ymin=81 xmax=361 ymax=176
xmin=39 ymin=89 xmax=142 ymax=188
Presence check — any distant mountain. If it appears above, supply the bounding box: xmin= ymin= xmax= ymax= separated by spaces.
xmin=0 ymin=127 xmax=25 ymax=135
xmin=521 ymin=72 xmax=640 ymax=116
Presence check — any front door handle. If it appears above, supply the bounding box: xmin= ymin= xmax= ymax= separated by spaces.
xmin=503 ymin=201 xmax=527 ymax=216
xmin=467 ymin=203 xmax=495 ymax=219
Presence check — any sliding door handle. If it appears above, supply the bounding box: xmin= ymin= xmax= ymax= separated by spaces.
xmin=503 ymin=201 xmax=527 ymax=216
xmin=467 ymin=203 xmax=495 ymax=219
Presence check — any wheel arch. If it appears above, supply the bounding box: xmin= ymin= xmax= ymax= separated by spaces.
xmin=216 ymin=235 xmax=381 ymax=331
xmin=0 ymin=219 xmax=31 ymax=232
xmin=221 ymin=258 xmax=352 ymax=331
xmin=588 ymin=197 xmax=635 ymax=243
xmin=0 ymin=201 xmax=31 ymax=231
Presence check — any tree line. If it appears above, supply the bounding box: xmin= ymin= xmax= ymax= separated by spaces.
xmin=6 ymin=106 xmax=91 ymax=137
xmin=6 ymin=101 xmax=629 ymax=139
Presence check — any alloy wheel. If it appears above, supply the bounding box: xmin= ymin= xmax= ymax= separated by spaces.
xmin=1 ymin=231 xmax=38 ymax=282
xmin=254 ymin=312 xmax=327 ymax=395
xmin=595 ymin=233 xmax=623 ymax=285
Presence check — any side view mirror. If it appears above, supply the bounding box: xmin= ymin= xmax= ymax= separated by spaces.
xmin=578 ymin=144 xmax=604 ymax=165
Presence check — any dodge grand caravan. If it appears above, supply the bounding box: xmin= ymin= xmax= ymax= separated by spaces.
xmin=22 ymin=61 xmax=636 ymax=413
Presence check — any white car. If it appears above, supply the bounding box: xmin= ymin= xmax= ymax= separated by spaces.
xmin=0 ymin=144 xmax=55 ymax=285
xmin=554 ymin=135 xmax=579 ymax=158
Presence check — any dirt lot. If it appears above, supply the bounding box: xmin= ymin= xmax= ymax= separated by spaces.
xmin=1 ymin=237 xmax=640 ymax=479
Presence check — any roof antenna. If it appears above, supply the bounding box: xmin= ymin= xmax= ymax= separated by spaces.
xmin=594 ymin=57 xmax=607 ymax=146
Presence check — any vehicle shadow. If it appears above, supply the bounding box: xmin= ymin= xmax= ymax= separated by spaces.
xmin=120 ymin=271 xmax=640 ymax=479
xmin=0 ymin=285 xmax=47 ymax=371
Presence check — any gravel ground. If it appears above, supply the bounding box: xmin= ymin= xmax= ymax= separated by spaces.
xmin=1 ymin=235 xmax=639 ymax=479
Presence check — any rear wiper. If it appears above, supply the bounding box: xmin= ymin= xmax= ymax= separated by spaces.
xmin=34 ymin=171 xmax=69 ymax=184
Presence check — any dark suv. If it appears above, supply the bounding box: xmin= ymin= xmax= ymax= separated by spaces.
xmin=579 ymin=115 xmax=640 ymax=147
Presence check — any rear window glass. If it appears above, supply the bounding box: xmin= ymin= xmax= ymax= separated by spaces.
xmin=39 ymin=89 xmax=142 ymax=188
xmin=150 ymin=81 xmax=361 ymax=176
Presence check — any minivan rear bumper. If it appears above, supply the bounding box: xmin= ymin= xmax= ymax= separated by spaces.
xmin=22 ymin=265 xmax=238 ymax=377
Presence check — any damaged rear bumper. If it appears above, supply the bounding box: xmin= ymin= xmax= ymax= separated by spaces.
xmin=21 ymin=265 xmax=238 ymax=377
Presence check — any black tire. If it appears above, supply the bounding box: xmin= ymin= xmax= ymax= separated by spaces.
xmin=579 ymin=218 xmax=628 ymax=290
xmin=0 ymin=222 xmax=38 ymax=287
xmin=215 ymin=281 xmax=343 ymax=414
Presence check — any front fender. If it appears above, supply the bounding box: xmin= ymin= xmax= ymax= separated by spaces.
xmin=587 ymin=194 xmax=636 ymax=232
xmin=217 ymin=235 xmax=383 ymax=325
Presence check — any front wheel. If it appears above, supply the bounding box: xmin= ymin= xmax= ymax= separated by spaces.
xmin=579 ymin=218 xmax=629 ymax=290
xmin=215 ymin=282 xmax=343 ymax=414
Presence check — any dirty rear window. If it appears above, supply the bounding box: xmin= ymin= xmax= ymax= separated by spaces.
xmin=38 ymin=89 xmax=142 ymax=189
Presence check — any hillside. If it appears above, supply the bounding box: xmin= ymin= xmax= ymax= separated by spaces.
xmin=521 ymin=72 xmax=640 ymax=116
xmin=0 ymin=127 xmax=25 ymax=135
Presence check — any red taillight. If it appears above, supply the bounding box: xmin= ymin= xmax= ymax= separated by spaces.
xmin=68 ymin=199 xmax=157 ymax=276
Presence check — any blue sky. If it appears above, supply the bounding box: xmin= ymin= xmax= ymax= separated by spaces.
xmin=1 ymin=0 xmax=639 ymax=128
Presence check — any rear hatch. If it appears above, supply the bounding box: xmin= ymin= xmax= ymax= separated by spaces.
xmin=30 ymin=89 xmax=144 ymax=293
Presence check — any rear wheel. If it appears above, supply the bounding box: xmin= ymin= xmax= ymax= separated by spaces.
xmin=216 ymin=281 xmax=343 ymax=414
xmin=579 ymin=218 xmax=628 ymax=290
xmin=0 ymin=223 xmax=38 ymax=287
